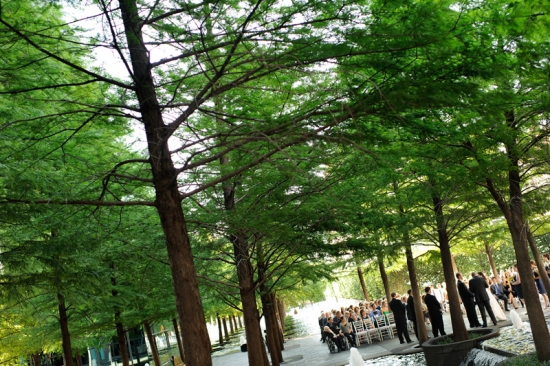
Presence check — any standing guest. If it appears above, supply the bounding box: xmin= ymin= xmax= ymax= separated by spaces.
xmin=421 ymin=295 xmax=431 ymax=326
xmin=456 ymin=272 xmax=481 ymax=328
xmin=510 ymin=265 xmax=525 ymax=308
xmin=532 ymin=260 xmax=550 ymax=309
xmin=503 ymin=272 xmax=518 ymax=309
xmin=406 ymin=289 xmax=419 ymax=339
xmin=424 ymin=287 xmax=446 ymax=337
xmin=543 ymin=254 xmax=550 ymax=278
xmin=318 ymin=311 xmax=328 ymax=342
xmin=490 ymin=277 xmax=510 ymax=311
xmin=389 ymin=292 xmax=413 ymax=344
xmin=469 ymin=272 xmax=497 ymax=327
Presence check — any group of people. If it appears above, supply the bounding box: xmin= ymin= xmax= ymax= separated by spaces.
xmin=317 ymin=260 xmax=550 ymax=349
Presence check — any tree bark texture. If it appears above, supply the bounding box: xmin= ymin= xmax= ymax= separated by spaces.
xmin=238 ymin=314 xmax=243 ymax=329
xmin=75 ymin=352 xmax=82 ymax=366
xmin=526 ymin=227 xmax=550 ymax=301
xmin=172 ymin=318 xmax=186 ymax=362
xmin=232 ymin=315 xmax=238 ymax=331
xmin=504 ymin=131 xmax=550 ymax=360
xmin=222 ymin=317 xmax=230 ymax=341
xmin=451 ymin=255 xmax=459 ymax=274
xmin=432 ymin=193 xmax=469 ymax=342
xmin=357 ymin=267 xmax=370 ymax=301
xmin=485 ymin=243 xmax=499 ymax=281
xmin=260 ymin=287 xmax=283 ymax=365
xmin=144 ymin=321 xmax=161 ymax=366
xmin=228 ymin=315 xmax=234 ymax=334
xmin=118 ymin=2 xmax=211 ymax=365
xmin=57 ymin=292 xmax=74 ymax=366
xmin=217 ymin=314 xmax=224 ymax=346
xmin=115 ymin=321 xmax=130 ymax=366
xmin=377 ymin=257 xmax=391 ymax=304
xmin=277 ymin=298 xmax=286 ymax=334
xmin=31 ymin=354 xmax=41 ymax=366
xmin=405 ymin=242 xmax=428 ymax=344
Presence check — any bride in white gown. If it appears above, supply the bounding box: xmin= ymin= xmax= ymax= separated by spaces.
xmin=478 ymin=272 xmax=507 ymax=321
xmin=486 ymin=288 xmax=507 ymax=321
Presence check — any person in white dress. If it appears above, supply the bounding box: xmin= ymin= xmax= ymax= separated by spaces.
xmin=478 ymin=272 xmax=507 ymax=321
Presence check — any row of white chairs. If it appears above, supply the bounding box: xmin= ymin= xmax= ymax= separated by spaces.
xmin=352 ymin=314 xmax=397 ymax=345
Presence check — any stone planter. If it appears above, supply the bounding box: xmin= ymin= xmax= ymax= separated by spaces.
xmin=422 ymin=328 xmax=500 ymax=366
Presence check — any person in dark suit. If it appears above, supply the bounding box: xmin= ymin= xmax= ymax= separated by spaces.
xmin=406 ymin=289 xmax=419 ymax=339
xmin=389 ymin=292 xmax=413 ymax=344
xmin=469 ymin=272 xmax=497 ymax=327
xmin=319 ymin=312 xmax=328 ymax=342
xmin=424 ymin=287 xmax=446 ymax=337
xmin=490 ymin=277 xmax=509 ymax=311
xmin=456 ymin=272 xmax=481 ymax=328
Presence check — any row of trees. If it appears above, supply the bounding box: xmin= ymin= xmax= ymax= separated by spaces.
xmin=1 ymin=0 xmax=550 ymax=365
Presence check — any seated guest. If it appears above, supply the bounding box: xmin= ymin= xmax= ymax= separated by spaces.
xmin=339 ymin=318 xmax=356 ymax=348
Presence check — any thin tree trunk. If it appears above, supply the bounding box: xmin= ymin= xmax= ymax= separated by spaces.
xmin=238 ymin=314 xmax=243 ymax=329
xmin=273 ymin=298 xmax=285 ymax=350
xmin=57 ymin=292 xmax=74 ymax=366
xmin=31 ymin=354 xmax=41 ymax=366
xmin=377 ymin=257 xmax=391 ymax=304
xmin=432 ymin=192 xmax=468 ymax=342
xmin=75 ymin=352 xmax=82 ymax=366
xmin=526 ymin=226 xmax=550 ymax=301
xmin=115 ymin=321 xmax=130 ymax=366
xmin=259 ymin=285 xmax=282 ymax=365
xmin=143 ymin=321 xmax=161 ymax=366
xmin=172 ymin=318 xmax=186 ymax=362
xmin=504 ymin=125 xmax=550 ymax=360
xmin=118 ymin=3 xmax=211 ymax=366
xmin=357 ymin=267 xmax=370 ymax=301
xmin=222 ymin=317 xmax=230 ymax=341
xmin=228 ymin=315 xmax=234 ymax=334
xmin=217 ymin=314 xmax=224 ymax=346
xmin=277 ymin=298 xmax=285 ymax=334
xmin=405 ymin=242 xmax=428 ymax=344
xmin=451 ymin=255 xmax=459 ymax=274
xmin=485 ymin=243 xmax=499 ymax=280
xmin=232 ymin=315 xmax=238 ymax=331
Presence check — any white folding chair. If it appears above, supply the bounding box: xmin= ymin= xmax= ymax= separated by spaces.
xmin=375 ymin=315 xmax=394 ymax=339
xmin=363 ymin=318 xmax=382 ymax=342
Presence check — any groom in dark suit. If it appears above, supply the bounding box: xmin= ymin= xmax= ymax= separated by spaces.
xmin=469 ymin=272 xmax=497 ymax=327
xmin=456 ymin=272 xmax=481 ymax=328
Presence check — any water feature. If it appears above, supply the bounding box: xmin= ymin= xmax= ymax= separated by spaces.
xmin=459 ymin=349 xmax=507 ymax=366
xmin=509 ymin=310 xmax=523 ymax=329
xmin=345 ymin=354 xmax=427 ymax=366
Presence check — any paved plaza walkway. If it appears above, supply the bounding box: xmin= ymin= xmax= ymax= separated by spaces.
xmin=212 ymin=305 xmax=540 ymax=366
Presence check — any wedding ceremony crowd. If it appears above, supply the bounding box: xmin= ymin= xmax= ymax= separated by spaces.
xmin=317 ymin=260 xmax=550 ymax=351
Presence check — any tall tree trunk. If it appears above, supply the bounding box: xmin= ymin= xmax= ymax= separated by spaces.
xmin=228 ymin=315 xmax=234 ymax=334
xmin=222 ymin=317 xmax=230 ymax=341
xmin=144 ymin=321 xmax=161 ymax=366
xmin=238 ymin=314 xmax=243 ymax=329
xmin=31 ymin=354 xmax=41 ymax=366
xmin=504 ymin=127 xmax=550 ymax=360
xmin=357 ymin=267 xmax=370 ymax=301
xmin=232 ymin=315 xmax=238 ymax=331
xmin=484 ymin=243 xmax=499 ymax=280
xmin=259 ymin=286 xmax=283 ymax=365
xmin=451 ymin=255 xmax=459 ymax=274
xmin=405 ymin=242 xmax=428 ymax=344
xmin=115 ymin=321 xmax=130 ymax=366
xmin=273 ymin=297 xmax=285 ymax=350
xmin=57 ymin=292 xmax=74 ymax=366
xmin=277 ymin=298 xmax=285 ymax=334
xmin=118 ymin=3 xmax=211 ymax=366
xmin=172 ymin=318 xmax=186 ymax=362
xmin=217 ymin=314 xmax=224 ymax=346
xmin=431 ymin=192 xmax=468 ymax=342
xmin=112 ymin=269 xmax=130 ymax=366
xmin=527 ymin=226 xmax=550 ymax=300
xmin=75 ymin=352 xmax=82 ymax=366
xmin=377 ymin=257 xmax=391 ymax=303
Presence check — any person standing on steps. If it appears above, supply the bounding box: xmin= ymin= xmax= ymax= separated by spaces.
xmin=469 ymin=272 xmax=497 ymax=327
xmin=389 ymin=292 xmax=414 ymax=344
xmin=456 ymin=272 xmax=481 ymax=328
xmin=424 ymin=287 xmax=446 ymax=338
